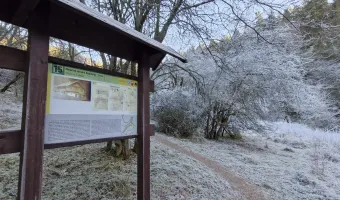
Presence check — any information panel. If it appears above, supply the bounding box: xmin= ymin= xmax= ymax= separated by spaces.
xmin=44 ymin=63 xmax=137 ymax=144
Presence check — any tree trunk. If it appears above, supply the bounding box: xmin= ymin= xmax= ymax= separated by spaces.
xmin=132 ymin=139 xmax=137 ymax=153
xmin=109 ymin=56 xmax=117 ymax=71
xmin=108 ymin=140 xmax=129 ymax=158
xmin=106 ymin=141 xmax=113 ymax=152
xmin=121 ymin=61 xmax=129 ymax=74
xmin=121 ymin=139 xmax=130 ymax=159
xmin=114 ymin=140 xmax=123 ymax=157
xmin=100 ymin=52 xmax=108 ymax=69
xmin=131 ymin=62 xmax=137 ymax=76
xmin=205 ymin=112 xmax=211 ymax=138
xmin=68 ymin=42 xmax=75 ymax=61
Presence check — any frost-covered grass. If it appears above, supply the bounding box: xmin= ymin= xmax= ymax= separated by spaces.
xmin=0 ymin=139 xmax=239 ymax=200
xmin=150 ymin=141 xmax=240 ymax=200
xmin=165 ymin=122 xmax=340 ymax=200
xmin=0 ymin=83 xmax=22 ymax=130
xmin=270 ymin=121 xmax=340 ymax=146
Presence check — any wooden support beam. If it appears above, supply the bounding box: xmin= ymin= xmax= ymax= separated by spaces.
xmin=18 ymin=2 xmax=49 ymax=200
xmin=0 ymin=46 xmax=26 ymax=71
xmin=137 ymin=53 xmax=151 ymax=200
xmin=149 ymin=80 xmax=155 ymax=93
xmin=0 ymin=46 xmax=139 ymax=80
xmin=150 ymin=53 xmax=166 ymax=71
xmin=0 ymin=131 xmax=137 ymax=155
xmin=11 ymin=0 xmax=40 ymax=26
xmin=17 ymin=46 xmax=29 ymax=198
xmin=44 ymin=135 xmax=137 ymax=149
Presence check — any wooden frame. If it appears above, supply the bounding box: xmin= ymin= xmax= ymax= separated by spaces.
xmin=0 ymin=0 xmax=184 ymax=200
xmin=0 ymin=45 xmax=157 ymax=154
xmin=137 ymin=52 xmax=151 ymax=199
xmin=0 ymin=45 xmax=151 ymax=200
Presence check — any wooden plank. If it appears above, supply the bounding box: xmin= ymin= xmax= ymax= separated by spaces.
xmin=18 ymin=2 xmax=50 ymax=199
xmin=48 ymin=3 xmax=140 ymax=63
xmin=0 ymin=46 xmax=26 ymax=72
xmin=0 ymin=46 xmax=138 ymax=80
xmin=137 ymin=52 xmax=151 ymax=200
xmin=11 ymin=0 xmax=41 ymax=25
xmin=0 ymin=130 xmax=22 ymax=154
xmin=0 ymin=0 xmax=20 ymax=24
xmin=150 ymin=52 xmax=166 ymax=71
xmin=0 ymin=131 xmax=137 ymax=154
xmin=45 ymin=135 xmax=137 ymax=149
xmin=17 ymin=50 xmax=29 ymax=198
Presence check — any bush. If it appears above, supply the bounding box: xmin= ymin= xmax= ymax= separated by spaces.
xmin=152 ymin=89 xmax=201 ymax=138
xmin=155 ymin=106 xmax=198 ymax=137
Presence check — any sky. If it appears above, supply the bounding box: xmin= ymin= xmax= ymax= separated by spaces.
xmin=163 ymin=0 xmax=302 ymax=52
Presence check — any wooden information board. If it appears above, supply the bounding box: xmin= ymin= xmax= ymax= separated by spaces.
xmin=0 ymin=1 xmax=186 ymax=200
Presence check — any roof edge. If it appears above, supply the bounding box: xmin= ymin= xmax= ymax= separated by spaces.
xmin=53 ymin=0 xmax=187 ymax=63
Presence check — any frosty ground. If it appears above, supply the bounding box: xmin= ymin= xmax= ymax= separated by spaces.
xmin=0 ymin=139 xmax=243 ymax=200
xmin=1 ymin=88 xmax=340 ymax=200
xmin=0 ymin=89 xmax=240 ymax=199
xmin=163 ymin=123 xmax=340 ymax=200
xmin=1 ymin=126 xmax=340 ymax=199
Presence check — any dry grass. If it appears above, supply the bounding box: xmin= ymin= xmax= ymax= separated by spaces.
xmin=1 ymin=140 xmax=239 ymax=200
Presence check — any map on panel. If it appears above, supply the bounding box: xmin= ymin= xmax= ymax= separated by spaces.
xmin=109 ymin=86 xmax=124 ymax=111
xmin=125 ymin=87 xmax=137 ymax=112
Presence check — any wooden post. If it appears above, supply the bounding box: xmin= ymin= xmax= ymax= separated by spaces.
xmin=18 ymin=2 xmax=49 ymax=200
xmin=137 ymin=53 xmax=151 ymax=200
xmin=17 ymin=52 xmax=28 ymax=200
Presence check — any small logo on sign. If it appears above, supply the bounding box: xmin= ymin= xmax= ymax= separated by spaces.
xmin=52 ymin=65 xmax=64 ymax=75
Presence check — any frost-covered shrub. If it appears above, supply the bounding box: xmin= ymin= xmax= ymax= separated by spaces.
xmin=304 ymin=60 xmax=340 ymax=130
xmin=155 ymin=107 xmax=198 ymax=137
xmin=152 ymin=24 xmax=338 ymax=138
xmin=152 ymin=89 xmax=201 ymax=137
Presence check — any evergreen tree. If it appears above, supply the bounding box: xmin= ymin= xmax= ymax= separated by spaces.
xmin=255 ymin=11 xmax=265 ymax=30
xmin=265 ymin=11 xmax=278 ymax=30
xmin=299 ymin=0 xmax=329 ymax=22
xmin=295 ymin=0 xmax=339 ymax=58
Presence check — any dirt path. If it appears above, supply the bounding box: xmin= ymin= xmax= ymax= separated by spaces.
xmin=154 ymin=135 xmax=266 ymax=200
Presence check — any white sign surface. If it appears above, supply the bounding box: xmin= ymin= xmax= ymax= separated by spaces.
xmin=44 ymin=63 xmax=138 ymax=144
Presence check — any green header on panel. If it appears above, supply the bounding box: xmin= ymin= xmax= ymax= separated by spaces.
xmin=48 ymin=63 xmax=137 ymax=87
